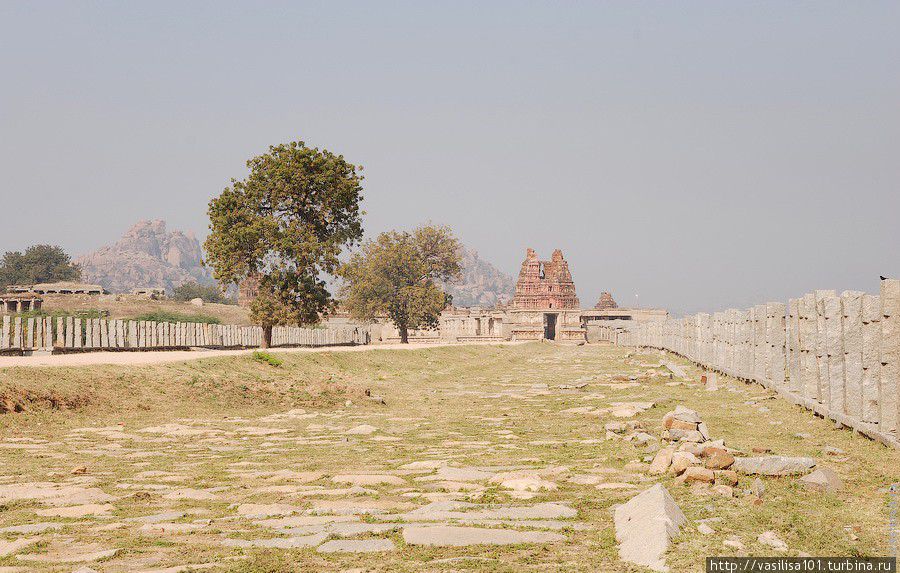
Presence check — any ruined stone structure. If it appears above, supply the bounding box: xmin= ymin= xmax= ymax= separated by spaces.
xmin=0 ymin=293 xmax=42 ymax=314
xmin=511 ymin=249 xmax=580 ymax=310
xmin=595 ymin=291 xmax=618 ymax=310
xmin=7 ymin=282 xmax=106 ymax=295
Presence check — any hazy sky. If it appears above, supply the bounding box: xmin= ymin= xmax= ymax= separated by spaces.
xmin=2 ymin=1 xmax=898 ymax=315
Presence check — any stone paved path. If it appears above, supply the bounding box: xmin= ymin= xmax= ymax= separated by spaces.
xmin=0 ymin=343 xmax=896 ymax=571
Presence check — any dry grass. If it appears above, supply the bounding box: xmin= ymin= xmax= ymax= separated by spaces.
xmin=0 ymin=343 xmax=897 ymax=572
xmin=40 ymin=294 xmax=252 ymax=324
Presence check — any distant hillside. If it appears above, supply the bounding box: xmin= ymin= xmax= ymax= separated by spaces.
xmin=444 ymin=246 xmax=515 ymax=308
xmin=76 ymin=220 xmax=214 ymax=293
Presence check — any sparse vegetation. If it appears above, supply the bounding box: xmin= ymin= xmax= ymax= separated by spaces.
xmin=340 ymin=224 xmax=462 ymax=343
xmin=171 ymin=281 xmax=235 ymax=304
xmin=251 ymin=350 xmax=283 ymax=367
xmin=133 ymin=310 xmax=222 ymax=324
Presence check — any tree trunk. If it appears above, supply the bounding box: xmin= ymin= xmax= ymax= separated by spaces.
xmin=399 ymin=324 xmax=409 ymax=344
xmin=261 ymin=324 xmax=273 ymax=348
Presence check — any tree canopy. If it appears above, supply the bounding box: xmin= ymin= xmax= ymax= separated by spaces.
xmin=171 ymin=281 xmax=234 ymax=304
xmin=0 ymin=245 xmax=81 ymax=289
xmin=204 ymin=140 xmax=364 ymax=346
xmin=339 ymin=224 xmax=462 ymax=343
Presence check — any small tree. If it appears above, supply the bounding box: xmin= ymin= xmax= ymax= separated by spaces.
xmin=172 ymin=281 xmax=233 ymax=304
xmin=204 ymin=140 xmax=364 ymax=347
xmin=339 ymin=224 xmax=462 ymax=343
xmin=0 ymin=245 xmax=81 ymax=289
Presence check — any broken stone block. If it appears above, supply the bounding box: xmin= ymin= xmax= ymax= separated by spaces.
xmin=732 ymin=456 xmax=815 ymax=476
xmin=668 ymin=429 xmax=705 ymax=443
xmin=701 ymin=447 xmax=735 ymax=470
xmin=677 ymin=467 xmax=715 ymax=484
xmin=798 ymin=468 xmax=842 ymax=493
xmin=757 ymin=531 xmax=788 ymax=551
xmin=710 ymin=485 xmax=734 ymax=497
xmin=673 ymin=405 xmax=702 ymax=423
xmin=613 ymin=484 xmax=686 ymax=572
xmin=648 ymin=447 xmax=675 ymax=475
xmin=670 ymin=452 xmax=700 ymax=475
xmin=713 ymin=470 xmax=739 ymax=487
xmin=670 ymin=419 xmax=698 ymax=431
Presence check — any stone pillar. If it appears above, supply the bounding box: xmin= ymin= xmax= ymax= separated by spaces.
xmin=787 ymin=299 xmax=801 ymax=393
xmin=799 ymin=294 xmax=817 ymax=401
xmin=861 ymin=294 xmax=882 ymax=424
xmin=73 ymin=318 xmax=82 ymax=348
xmin=13 ymin=317 xmax=22 ymax=349
xmin=814 ymin=290 xmax=836 ymax=404
xmin=880 ymin=279 xmax=900 ymax=433
xmin=93 ymin=319 xmax=101 ymax=347
xmin=2 ymin=315 xmax=11 ymax=349
xmin=841 ymin=291 xmax=864 ymax=420
xmin=822 ymin=293 xmax=844 ymax=415
xmin=64 ymin=317 xmax=74 ymax=348
xmin=56 ymin=317 xmax=64 ymax=348
xmin=767 ymin=302 xmax=786 ymax=389
xmin=25 ymin=317 xmax=34 ymax=350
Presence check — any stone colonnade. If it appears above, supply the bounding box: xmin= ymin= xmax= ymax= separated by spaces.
xmin=612 ymin=280 xmax=900 ymax=448
xmin=0 ymin=318 xmax=368 ymax=352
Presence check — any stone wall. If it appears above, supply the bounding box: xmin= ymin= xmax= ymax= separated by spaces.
xmin=609 ymin=280 xmax=900 ymax=448
xmin=0 ymin=317 xmax=367 ymax=353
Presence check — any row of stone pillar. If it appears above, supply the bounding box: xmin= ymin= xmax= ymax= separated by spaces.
xmin=0 ymin=317 xmax=365 ymax=351
xmin=618 ymin=279 xmax=900 ymax=438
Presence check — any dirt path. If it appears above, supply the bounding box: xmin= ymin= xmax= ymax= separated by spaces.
xmin=0 ymin=340 xmax=525 ymax=369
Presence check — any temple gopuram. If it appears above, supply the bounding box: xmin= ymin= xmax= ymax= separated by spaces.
xmin=507 ymin=248 xmax=585 ymax=341
xmin=511 ymin=248 xmax=580 ymax=310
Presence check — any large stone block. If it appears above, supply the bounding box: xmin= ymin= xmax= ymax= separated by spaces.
xmin=823 ymin=294 xmax=845 ymax=415
xmin=613 ymin=484 xmax=686 ymax=572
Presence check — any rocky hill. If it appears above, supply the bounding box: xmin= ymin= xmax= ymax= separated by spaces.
xmin=443 ymin=246 xmax=515 ymax=308
xmin=76 ymin=220 xmax=214 ymax=293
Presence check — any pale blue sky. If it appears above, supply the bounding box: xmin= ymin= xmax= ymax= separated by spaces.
xmin=1 ymin=1 xmax=898 ymax=314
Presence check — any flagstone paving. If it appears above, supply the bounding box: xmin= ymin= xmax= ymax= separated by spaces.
xmin=0 ymin=343 xmax=898 ymax=571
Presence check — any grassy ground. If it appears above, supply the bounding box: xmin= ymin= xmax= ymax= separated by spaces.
xmin=40 ymin=294 xmax=252 ymax=324
xmin=0 ymin=343 xmax=897 ymax=572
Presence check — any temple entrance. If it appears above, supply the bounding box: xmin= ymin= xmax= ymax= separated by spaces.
xmin=543 ymin=313 xmax=558 ymax=340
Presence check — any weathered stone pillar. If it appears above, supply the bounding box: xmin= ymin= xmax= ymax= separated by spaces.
xmin=65 ymin=317 xmax=74 ymax=348
xmin=821 ymin=293 xmax=844 ymax=414
xmin=841 ymin=291 xmax=864 ymax=420
xmin=2 ymin=315 xmax=11 ymax=349
xmin=814 ymin=290 xmax=836 ymax=404
xmin=25 ymin=317 xmax=34 ymax=350
xmin=787 ymin=299 xmax=801 ymax=393
xmin=767 ymin=302 xmax=786 ymax=389
xmin=13 ymin=317 xmax=22 ymax=349
xmin=861 ymin=294 xmax=882 ymax=424
xmin=880 ymin=279 xmax=900 ymax=433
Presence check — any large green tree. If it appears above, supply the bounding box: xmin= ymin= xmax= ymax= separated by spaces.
xmin=339 ymin=224 xmax=462 ymax=343
xmin=204 ymin=140 xmax=364 ymax=346
xmin=0 ymin=244 xmax=81 ymax=289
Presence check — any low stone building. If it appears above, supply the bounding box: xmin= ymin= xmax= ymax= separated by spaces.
xmin=0 ymin=293 xmax=42 ymax=314
xmin=130 ymin=287 xmax=166 ymax=299
xmin=9 ymin=282 xmax=108 ymax=295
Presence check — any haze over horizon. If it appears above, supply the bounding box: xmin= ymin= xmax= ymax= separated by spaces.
xmin=2 ymin=2 xmax=898 ymax=316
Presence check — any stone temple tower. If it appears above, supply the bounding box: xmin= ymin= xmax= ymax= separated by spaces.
xmin=511 ymin=248 xmax=580 ymax=310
